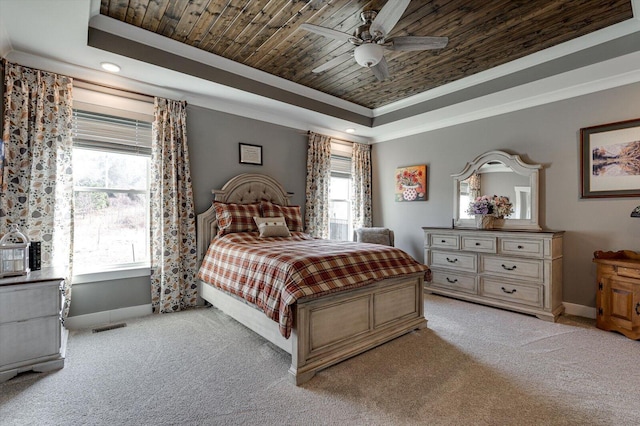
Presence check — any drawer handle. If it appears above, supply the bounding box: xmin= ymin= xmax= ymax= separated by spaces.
xmin=636 ymin=303 xmax=640 ymax=316
xmin=501 ymin=287 xmax=517 ymax=294
xmin=517 ymin=245 xmax=524 ymax=249
xmin=441 ymin=239 xmax=446 ymax=243
xmin=501 ymin=264 xmax=517 ymax=271
xmin=475 ymin=242 xmax=481 ymax=246
xmin=446 ymin=257 xmax=458 ymax=263
xmin=446 ymin=277 xmax=458 ymax=283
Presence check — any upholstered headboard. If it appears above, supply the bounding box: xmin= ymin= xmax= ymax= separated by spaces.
xmin=196 ymin=173 xmax=293 ymax=262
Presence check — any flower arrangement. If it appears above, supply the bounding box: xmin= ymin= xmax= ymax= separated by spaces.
xmin=396 ymin=168 xmax=422 ymax=188
xmin=467 ymin=195 xmax=513 ymax=218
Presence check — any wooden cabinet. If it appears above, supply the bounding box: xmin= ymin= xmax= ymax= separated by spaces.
xmin=0 ymin=269 xmax=67 ymax=382
xmin=593 ymin=251 xmax=640 ymax=340
xmin=423 ymin=227 xmax=564 ymax=321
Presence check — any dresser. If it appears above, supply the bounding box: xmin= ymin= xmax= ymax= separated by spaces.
xmin=593 ymin=251 xmax=640 ymax=340
xmin=423 ymin=227 xmax=564 ymax=321
xmin=0 ymin=268 xmax=67 ymax=382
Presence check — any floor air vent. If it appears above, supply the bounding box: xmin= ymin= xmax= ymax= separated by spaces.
xmin=92 ymin=323 xmax=127 ymax=333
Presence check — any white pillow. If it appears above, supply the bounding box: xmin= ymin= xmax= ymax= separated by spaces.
xmin=253 ymin=216 xmax=291 ymax=238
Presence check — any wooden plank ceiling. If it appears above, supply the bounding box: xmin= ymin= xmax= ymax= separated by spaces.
xmin=100 ymin=0 xmax=633 ymax=109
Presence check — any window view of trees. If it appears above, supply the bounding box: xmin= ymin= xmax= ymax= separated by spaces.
xmin=329 ymin=175 xmax=352 ymax=241
xmin=73 ymin=148 xmax=150 ymax=272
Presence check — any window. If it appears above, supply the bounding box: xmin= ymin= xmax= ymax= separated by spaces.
xmin=71 ymin=109 xmax=152 ymax=273
xmin=329 ymin=151 xmax=353 ymax=241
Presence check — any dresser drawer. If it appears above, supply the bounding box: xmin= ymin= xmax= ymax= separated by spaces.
xmin=430 ymin=270 xmax=477 ymax=294
xmin=461 ymin=236 xmax=496 ymax=253
xmin=500 ymin=238 xmax=544 ymax=258
xmin=0 ymin=282 xmax=62 ymax=324
xmin=431 ymin=251 xmax=477 ymax=272
xmin=480 ymin=278 xmax=543 ymax=308
xmin=480 ymin=255 xmax=543 ymax=282
xmin=429 ymin=234 xmax=459 ymax=250
xmin=0 ymin=316 xmax=61 ymax=366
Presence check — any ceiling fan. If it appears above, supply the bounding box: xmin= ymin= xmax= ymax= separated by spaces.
xmin=300 ymin=0 xmax=448 ymax=81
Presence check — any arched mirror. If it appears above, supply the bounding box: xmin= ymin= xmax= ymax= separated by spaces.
xmin=453 ymin=150 xmax=542 ymax=230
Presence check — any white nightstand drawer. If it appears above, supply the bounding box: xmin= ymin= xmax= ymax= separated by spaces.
xmin=480 ymin=255 xmax=543 ymax=282
xmin=0 ymin=316 xmax=61 ymax=366
xmin=431 ymin=251 xmax=477 ymax=272
xmin=461 ymin=236 xmax=496 ymax=253
xmin=480 ymin=278 xmax=543 ymax=308
xmin=500 ymin=238 xmax=544 ymax=258
xmin=430 ymin=234 xmax=459 ymax=250
xmin=0 ymin=282 xmax=61 ymax=324
xmin=431 ymin=270 xmax=477 ymax=294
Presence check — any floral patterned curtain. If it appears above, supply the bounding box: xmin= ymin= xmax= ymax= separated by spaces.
xmin=150 ymin=98 xmax=198 ymax=313
xmin=304 ymin=132 xmax=332 ymax=238
xmin=1 ymin=61 xmax=74 ymax=315
xmin=351 ymin=142 xmax=372 ymax=230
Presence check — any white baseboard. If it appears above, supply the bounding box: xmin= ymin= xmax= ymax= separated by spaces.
xmin=563 ymin=302 xmax=596 ymax=319
xmin=65 ymin=304 xmax=152 ymax=330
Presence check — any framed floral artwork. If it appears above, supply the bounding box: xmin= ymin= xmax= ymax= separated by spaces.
xmin=395 ymin=165 xmax=427 ymax=202
xmin=580 ymin=118 xmax=640 ymax=198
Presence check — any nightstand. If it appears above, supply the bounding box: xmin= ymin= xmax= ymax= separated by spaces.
xmin=593 ymin=250 xmax=640 ymax=340
xmin=0 ymin=268 xmax=67 ymax=382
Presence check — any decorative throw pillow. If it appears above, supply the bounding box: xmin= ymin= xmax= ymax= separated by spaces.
xmin=253 ymin=216 xmax=291 ymax=238
xmin=356 ymin=227 xmax=392 ymax=246
xmin=213 ymin=202 xmax=261 ymax=236
xmin=260 ymin=200 xmax=304 ymax=232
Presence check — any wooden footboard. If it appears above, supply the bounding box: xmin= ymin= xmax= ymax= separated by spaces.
xmin=199 ymin=272 xmax=426 ymax=385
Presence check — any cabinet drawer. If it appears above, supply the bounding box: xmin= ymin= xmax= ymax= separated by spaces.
xmin=430 ymin=270 xmax=477 ymax=294
xmin=480 ymin=255 xmax=543 ymax=282
xmin=429 ymin=234 xmax=459 ymax=250
xmin=461 ymin=236 xmax=496 ymax=253
xmin=0 ymin=316 xmax=61 ymax=366
xmin=616 ymin=266 xmax=640 ymax=280
xmin=431 ymin=251 xmax=477 ymax=272
xmin=480 ymin=278 xmax=543 ymax=308
xmin=500 ymin=238 xmax=544 ymax=258
xmin=0 ymin=282 xmax=61 ymax=323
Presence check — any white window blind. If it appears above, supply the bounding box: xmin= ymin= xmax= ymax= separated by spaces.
xmin=72 ymin=110 xmax=152 ymax=155
xmin=331 ymin=155 xmax=351 ymax=176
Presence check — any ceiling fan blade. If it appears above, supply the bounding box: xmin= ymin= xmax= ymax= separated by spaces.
xmin=312 ymin=53 xmax=352 ymax=73
xmin=369 ymin=0 xmax=411 ymax=38
xmin=370 ymin=56 xmax=389 ymax=81
xmin=300 ymin=23 xmax=352 ymax=43
xmin=386 ymin=36 xmax=449 ymax=51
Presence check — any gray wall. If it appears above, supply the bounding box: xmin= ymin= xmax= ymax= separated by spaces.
xmin=69 ymin=276 xmax=151 ymax=316
xmin=372 ymin=82 xmax=640 ymax=308
xmin=68 ymin=104 xmax=308 ymax=318
xmin=187 ymin=105 xmax=308 ymax=214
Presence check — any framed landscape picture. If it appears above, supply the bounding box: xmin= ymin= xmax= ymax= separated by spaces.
xmin=581 ymin=119 xmax=640 ymax=198
xmin=395 ymin=165 xmax=427 ymax=202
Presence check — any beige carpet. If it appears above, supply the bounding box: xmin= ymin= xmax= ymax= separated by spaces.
xmin=1 ymin=294 xmax=638 ymax=426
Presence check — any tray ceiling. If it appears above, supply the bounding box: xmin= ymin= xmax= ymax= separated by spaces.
xmin=99 ymin=0 xmax=633 ymax=109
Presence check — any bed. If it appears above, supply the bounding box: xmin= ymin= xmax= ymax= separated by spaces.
xmin=196 ymin=173 xmax=429 ymax=385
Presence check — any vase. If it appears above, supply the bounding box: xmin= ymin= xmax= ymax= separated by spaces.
xmin=402 ymin=184 xmax=419 ymax=201
xmin=475 ymin=215 xmax=494 ymax=229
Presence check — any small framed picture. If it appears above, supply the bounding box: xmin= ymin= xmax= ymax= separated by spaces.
xmin=239 ymin=143 xmax=262 ymax=165
xmin=580 ymin=118 xmax=640 ymax=198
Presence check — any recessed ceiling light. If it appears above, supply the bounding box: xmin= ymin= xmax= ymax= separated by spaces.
xmin=100 ymin=62 xmax=121 ymax=73
xmin=346 ymin=128 xmax=356 ymax=134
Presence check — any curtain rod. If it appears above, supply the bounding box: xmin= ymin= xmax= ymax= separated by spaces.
xmin=307 ymin=130 xmax=354 ymax=145
xmin=74 ymin=79 xmax=154 ymax=103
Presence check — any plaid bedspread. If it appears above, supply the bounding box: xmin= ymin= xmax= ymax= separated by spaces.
xmin=197 ymin=232 xmax=430 ymax=338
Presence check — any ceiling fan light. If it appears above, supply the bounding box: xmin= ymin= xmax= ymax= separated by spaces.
xmin=353 ymin=44 xmax=383 ymax=67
